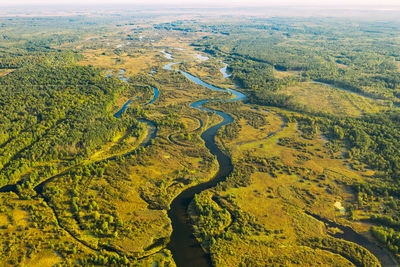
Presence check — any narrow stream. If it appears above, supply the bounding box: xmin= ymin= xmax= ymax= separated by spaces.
xmin=111 ymin=69 xmax=159 ymax=117
xmin=145 ymin=87 xmax=159 ymax=106
xmin=118 ymin=69 xmax=127 ymax=83
xmin=220 ymin=63 xmax=231 ymax=79
xmin=111 ymin=69 xmax=158 ymax=151
xmin=306 ymin=212 xmax=398 ymax=266
xmin=113 ymin=100 xmax=133 ymax=118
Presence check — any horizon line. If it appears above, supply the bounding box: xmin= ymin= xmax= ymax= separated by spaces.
xmin=1 ymin=2 xmax=400 ymax=7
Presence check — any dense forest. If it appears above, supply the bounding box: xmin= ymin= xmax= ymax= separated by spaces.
xmin=0 ymin=53 xmax=141 ymax=189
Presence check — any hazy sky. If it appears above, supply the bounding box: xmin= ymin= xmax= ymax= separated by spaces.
xmin=0 ymin=0 xmax=399 ymax=6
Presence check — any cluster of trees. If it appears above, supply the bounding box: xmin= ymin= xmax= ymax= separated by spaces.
xmin=190 ymin=189 xmax=271 ymax=254
xmin=370 ymin=215 xmax=400 ymax=230
xmin=353 ymin=182 xmax=400 ymax=200
xmin=279 ymin=111 xmax=400 ymax=182
xmin=82 ymin=253 xmax=130 ymax=266
xmin=241 ymin=154 xmax=315 ymax=180
xmin=229 ymin=60 xmax=274 ymax=90
xmin=219 ymin=119 xmax=240 ymax=140
xmin=322 ymin=112 xmax=400 ymax=179
xmin=301 ymin=237 xmax=380 ymax=267
xmin=191 ymin=191 xmax=232 ymax=245
xmin=152 ymin=112 xmax=186 ymax=130
xmin=0 ymin=55 xmax=41 ymax=68
xmin=371 ymin=226 xmax=400 ymax=255
xmin=349 ymin=182 xmax=400 ymax=258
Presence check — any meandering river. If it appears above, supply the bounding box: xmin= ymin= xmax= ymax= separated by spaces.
xmin=163 ymin=51 xmax=246 ymax=267
xmin=161 ymin=50 xmax=397 ymax=267
xmin=112 ymin=69 xmax=159 ymax=118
